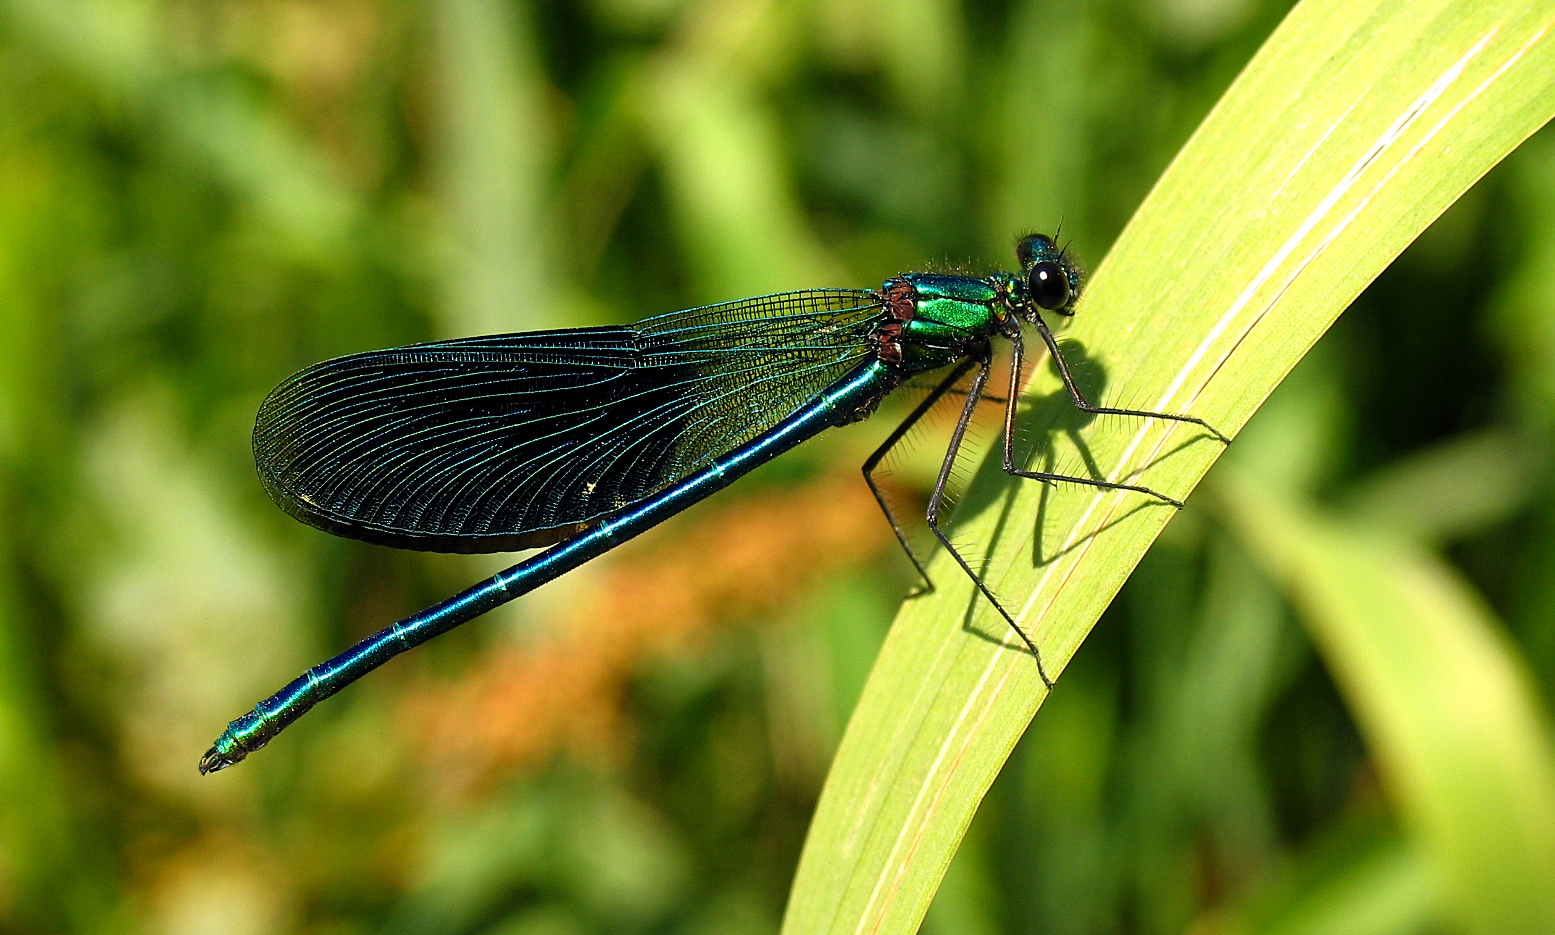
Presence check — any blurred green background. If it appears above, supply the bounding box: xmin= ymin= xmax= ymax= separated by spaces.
xmin=1 ymin=0 xmax=1553 ymax=933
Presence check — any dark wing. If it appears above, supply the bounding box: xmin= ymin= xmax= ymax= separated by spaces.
xmin=254 ymin=289 xmax=884 ymax=552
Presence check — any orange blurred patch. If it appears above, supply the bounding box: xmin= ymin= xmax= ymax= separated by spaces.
xmin=402 ymin=471 xmax=900 ymax=796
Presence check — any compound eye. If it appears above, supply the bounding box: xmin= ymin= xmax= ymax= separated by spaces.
xmin=1027 ymin=261 xmax=1071 ymax=310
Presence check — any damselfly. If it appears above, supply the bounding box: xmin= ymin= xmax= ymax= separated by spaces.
xmin=199 ymin=233 xmax=1227 ymax=773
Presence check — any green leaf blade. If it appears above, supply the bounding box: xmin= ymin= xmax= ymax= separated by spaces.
xmin=782 ymin=4 xmax=1555 ymax=935
xmin=1218 ymin=469 xmax=1555 ymax=934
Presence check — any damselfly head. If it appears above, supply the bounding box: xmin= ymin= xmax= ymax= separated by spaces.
xmin=1014 ymin=233 xmax=1083 ymax=318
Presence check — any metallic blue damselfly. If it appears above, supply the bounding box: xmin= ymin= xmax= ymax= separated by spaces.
xmin=200 ymin=234 xmax=1228 ymax=773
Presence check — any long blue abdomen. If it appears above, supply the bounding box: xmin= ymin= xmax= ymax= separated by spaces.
xmin=200 ymin=359 xmax=899 ymax=772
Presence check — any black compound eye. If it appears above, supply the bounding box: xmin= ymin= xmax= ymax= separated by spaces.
xmin=1027 ymin=261 xmax=1071 ymax=310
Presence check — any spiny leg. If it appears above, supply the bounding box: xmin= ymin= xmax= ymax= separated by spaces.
xmin=1029 ymin=310 xmax=1231 ymax=445
xmin=924 ymin=350 xmax=1055 ymax=689
xmin=863 ymin=358 xmax=976 ymax=595
xmin=1000 ymin=328 xmax=1187 ymax=508
xmin=946 ymin=389 xmax=1009 ymax=404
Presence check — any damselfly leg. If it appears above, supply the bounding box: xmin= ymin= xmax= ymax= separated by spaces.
xmin=871 ymin=319 xmax=1230 ymax=690
xmin=999 ymin=327 xmax=1209 ymax=508
xmin=1026 ymin=311 xmax=1231 ymax=445
xmin=862 ymin=359 xmax=976 ymax=597
xmin=920 ymin=348 xmax=1056 ymax=688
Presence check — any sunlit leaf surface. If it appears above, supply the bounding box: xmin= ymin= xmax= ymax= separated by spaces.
xmin=783 ymin=4 xmax=1555 ymax=934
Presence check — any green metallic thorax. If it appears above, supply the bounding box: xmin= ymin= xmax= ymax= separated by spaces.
xmin=890 ymin=273 xmax=1012 ymax=374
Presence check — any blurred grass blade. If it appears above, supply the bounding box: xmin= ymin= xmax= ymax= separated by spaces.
xmin=1218 ymin=469 xmax=1555 ymax=934
xmin=992 ymin=0 xmax=1095 ymax=255
xmin=0 ymin=555 xmax=76 ymax=918
xmin=1224 ymin=835 xmax=1433 ymax=935
xmin=1341 ymin=430 xmax=1536 ymax=543
xmin=433 ymin=0 xmax=557 ymax=334
xmin=2 ymin=0 xmax=360 ymax=256
xmin=872 ymin=0 xmax=966 ymax=116
xmin=781 ymin=4 xmax=1555 ymax=935
xmin=640 ymin=0 xmax=841 ymax=298
xmin=644 ymin=69 xmax=839 ymax=297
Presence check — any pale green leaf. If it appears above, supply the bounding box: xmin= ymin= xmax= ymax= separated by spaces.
xmin=781 ymin=4 xmax=1555 ymax=935
xmin=1218 ymin=469 xmax=1555 ymax=934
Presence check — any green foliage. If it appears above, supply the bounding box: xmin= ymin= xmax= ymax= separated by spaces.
xmin=0 ymin=1 xmax=1552 ymax=935
xmin=786 ymin=3 xmax=1555 ymax=935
